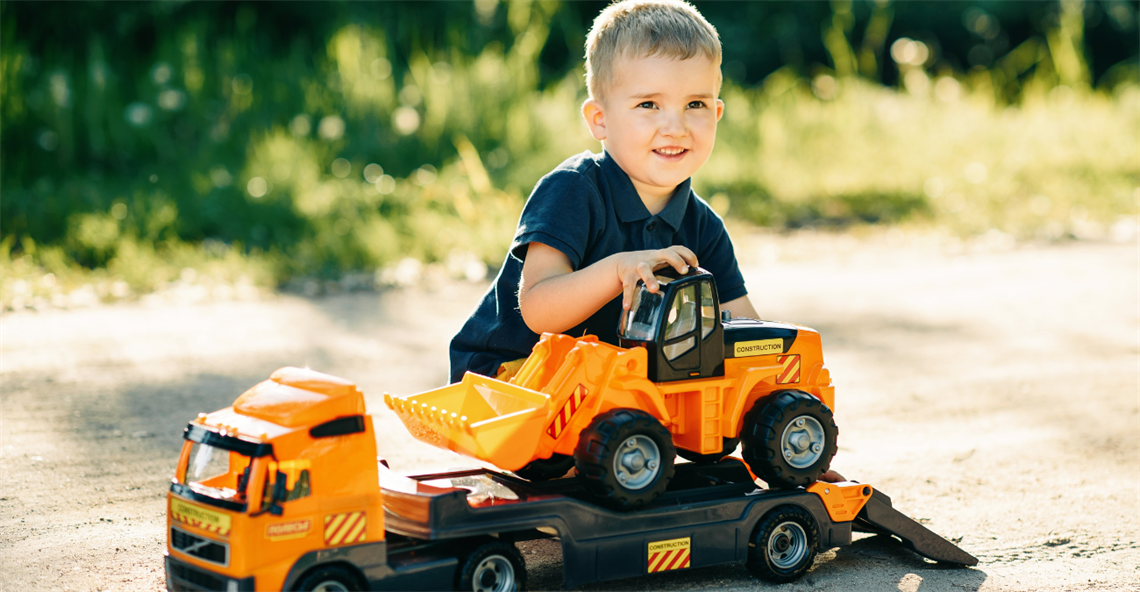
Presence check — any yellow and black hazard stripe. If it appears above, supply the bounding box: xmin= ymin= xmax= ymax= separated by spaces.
xmin=546 ymin=384 xmax=588 ymax=439
xmin=324 ymin=512 xmax=366 ymax=546
xmin=776 ymin=354 xmax=801 ymax=384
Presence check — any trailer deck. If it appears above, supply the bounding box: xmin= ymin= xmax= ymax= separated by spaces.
xmin=378 ymin=459 xmax=976 ymax=589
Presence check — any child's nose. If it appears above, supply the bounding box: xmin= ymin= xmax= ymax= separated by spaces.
xmin=659 ymin=110 xmax=687 ymax=137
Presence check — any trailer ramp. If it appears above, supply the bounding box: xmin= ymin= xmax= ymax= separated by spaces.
xmin=855 ymin=489 xmax=978 ymax=566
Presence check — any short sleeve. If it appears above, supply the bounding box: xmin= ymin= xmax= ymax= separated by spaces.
xmin=509 ymin=169 xmax=600 ymax=270
xmin=691 ymin=199 xmax=747 ymax=303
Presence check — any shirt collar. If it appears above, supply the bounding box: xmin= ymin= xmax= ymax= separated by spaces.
xmin=656 ymin=177 xmax=692 ymax=231
xmin=600 ymin=151 xmax=692 ymax=230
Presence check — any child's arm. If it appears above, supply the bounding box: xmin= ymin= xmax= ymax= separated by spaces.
xmin=518 ymin=242 xmax=697 ymax=335
xmin=722 ymin=294 xmax=760 ymax=320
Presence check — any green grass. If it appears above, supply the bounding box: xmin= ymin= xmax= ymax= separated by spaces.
xmin=3 ymin=64 xmax=1137 ymax=312
xmin=703 ymin=72 xmax=1139 ymax=239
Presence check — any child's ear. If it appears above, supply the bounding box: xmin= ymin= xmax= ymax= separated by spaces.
xmin=715 ymin=98 xmax=724 ymax=122
xmin=581 ymin=98 xmax=606 ymax=141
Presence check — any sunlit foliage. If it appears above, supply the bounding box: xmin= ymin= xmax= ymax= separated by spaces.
xmin=0 ymin=1 xmax=1136 ymax=310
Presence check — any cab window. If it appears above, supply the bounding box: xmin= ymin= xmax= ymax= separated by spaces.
xmin=285 ymin=470 xmax=311 ymax=501
xmin=620 ymin=286 xmax=664 ymax=341
xmin=700 ymin=281 xmax=716 ymax=339
xmin=664 ymin=285 xmax=697 ymax=339
xmin=182 ymin=442 xmax=252 ymax=502
xmin=663 ymin=285 xmax=698 ymax=360
xmin=262 ymin=460 xmax=312 ymax=506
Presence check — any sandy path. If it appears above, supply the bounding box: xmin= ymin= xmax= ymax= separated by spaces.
xmin=2 ymin=232 xmax=1137 ymax=591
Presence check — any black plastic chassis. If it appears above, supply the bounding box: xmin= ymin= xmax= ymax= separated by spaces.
xmin=166 ymin=460 xmax=975 ymax=591
xmin=377 ymin=459 xmax=976 ymax=590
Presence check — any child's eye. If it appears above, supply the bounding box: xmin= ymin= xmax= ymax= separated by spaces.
xmin=637 ymin=101 xmax=657 ymax=109
xmin=687 ymin=101 xmax=707 ymax=109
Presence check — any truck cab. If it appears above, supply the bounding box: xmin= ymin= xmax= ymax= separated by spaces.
xmin=617 ymin=268 xmax=724 ymax=382
xmin=618 ymin=268 xmax=802 ymax=385
xmin=166 ymin=367 xmax=383 ymax=592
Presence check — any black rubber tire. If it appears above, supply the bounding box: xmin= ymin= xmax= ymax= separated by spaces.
xmin=746 ymin=505 xmax=820 ymax=583
xmin=292 ymin=564 xmax=364 ymax=592
xmin=513 ymin=454 xmax=575 ymax=481
xmin=677 ymin=437 xmax=741 ymax=464
xmin=740 ymin=390 xmax=838 ymax=489
xmin=455 ymin=539 xmax=527 ymax=592
xmin=574 ymin=409 xmax=676 ymax=511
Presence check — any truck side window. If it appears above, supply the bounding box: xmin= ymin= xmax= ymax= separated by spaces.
xmin=700 ymin=281 xmax=715 ymax=339
xmin=285 ymin=470 xmax=312 ymax=501
xmin=263 ymin=463 xmax=313 ymax=505
xmin=664 ymin=285 xmax=697 ymax=360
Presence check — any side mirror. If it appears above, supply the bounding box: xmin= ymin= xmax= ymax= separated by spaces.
xmin=273 ymin=471 xmax=288 ymax=500
xmin=268 ymin=470 xmax=287 ymax=516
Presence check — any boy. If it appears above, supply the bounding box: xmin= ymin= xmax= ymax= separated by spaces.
xmin=449 ymin=0 xmax=759 ymax=384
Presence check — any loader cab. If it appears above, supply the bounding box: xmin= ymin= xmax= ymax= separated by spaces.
xmin=618 ymin=268 xmax=725 ymax=382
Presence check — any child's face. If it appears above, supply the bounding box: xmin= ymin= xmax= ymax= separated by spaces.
xmin=583 ymin=53 xmax=724 ymax=204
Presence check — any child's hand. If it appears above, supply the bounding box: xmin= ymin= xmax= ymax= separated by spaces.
xmin=818 ymin=469 xmax=847 ymax=483
xmin=615 ymin=246 xmax=698 ymax=310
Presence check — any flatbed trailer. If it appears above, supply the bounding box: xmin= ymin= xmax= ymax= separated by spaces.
xmin=352 ymin=459 xmax=977 ymax=590
xmin=164 ymin=369 xmax=975 ymax=592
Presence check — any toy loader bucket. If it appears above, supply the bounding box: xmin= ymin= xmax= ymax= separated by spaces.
xmin=384 ymin=373 xmax=551 ymax=471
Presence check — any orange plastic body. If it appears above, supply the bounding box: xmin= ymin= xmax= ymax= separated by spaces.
xmin=807 ymin=481 xmax=873 ymax=522
xmin=166 ymin=367 xmax=384 ymax=591
xmin=385 ymin=325 xmax=834 ymax=471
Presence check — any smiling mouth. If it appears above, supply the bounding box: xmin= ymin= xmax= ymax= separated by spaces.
xmin=654 ymin=148 xmax=688 ymax=157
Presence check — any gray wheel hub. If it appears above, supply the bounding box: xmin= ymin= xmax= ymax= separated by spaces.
xmin=780 ymin=415 xmax=825 ymax=469
xmin=311 ymin=580 xmax=351 ymax=592
xmin=473 ymin=554 xmax=515 ymax=592
xmin=614 ymin=435 xmax=661 ymax=490
xmin=767 ymin=521 xmax=809 ymax=569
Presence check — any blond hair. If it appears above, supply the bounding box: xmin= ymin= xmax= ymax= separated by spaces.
xmin=584 ymin=0 xmax=722 ymax=101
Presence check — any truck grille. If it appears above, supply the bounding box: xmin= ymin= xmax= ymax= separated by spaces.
xmin=167 ymin=559 xmax=228 ymax=591
xmin=171 ymin=526 xmax=229 ymax=567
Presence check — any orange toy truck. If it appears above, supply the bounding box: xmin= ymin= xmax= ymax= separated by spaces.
xmin=166 ymin=368 xmax=386 ymax=591
xmin=165 ymin=366 xmax=977 ymax=592
xmin=385 ymin=268 xmax=839 ymax=509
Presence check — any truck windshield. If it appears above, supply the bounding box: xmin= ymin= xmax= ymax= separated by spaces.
xmin=182 ymin=441 xmax=254 ymax=503
xmin=619 ymin=281 xmax=668 ymax=341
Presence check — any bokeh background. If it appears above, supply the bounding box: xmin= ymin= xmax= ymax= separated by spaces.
xmin=2 ymin=0 xmax=1137 ymax=310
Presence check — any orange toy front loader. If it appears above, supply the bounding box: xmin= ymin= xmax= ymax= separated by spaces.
xmin=385 ymin=268 xmax=838 ymax=510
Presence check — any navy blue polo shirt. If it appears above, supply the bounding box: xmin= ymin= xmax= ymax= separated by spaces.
xmin=448 ymin=150 xmax=747 ymax=383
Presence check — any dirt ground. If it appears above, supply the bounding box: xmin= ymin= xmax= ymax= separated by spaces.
xmin=2 ymin=230 xmax=1137 ymax=592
